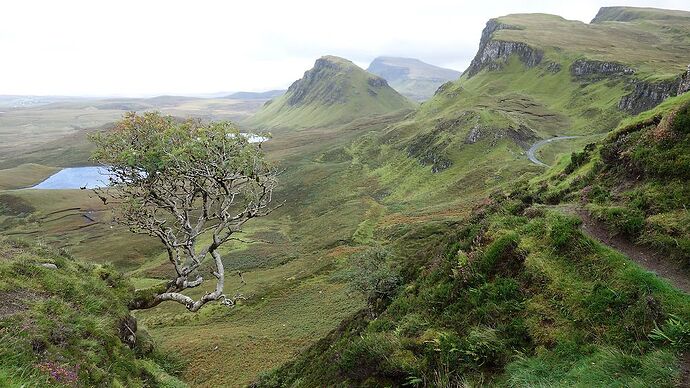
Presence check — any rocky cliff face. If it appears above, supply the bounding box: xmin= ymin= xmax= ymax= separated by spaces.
xmin=679 ymin=65 xmax=690 ymax=95
xmin=570 ymin=59 xmax=635 ymax=79
xmin=619 ymin=65 xmax=690 ymax=114
xmin=567 ymin=57 xmax=690 ymax=115
xmin=285 ymin=56 xmax=393 ymax=107
xmin=465 ymin=19 xmax=542 ymax=78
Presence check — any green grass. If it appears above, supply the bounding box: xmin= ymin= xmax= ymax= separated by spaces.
xmin=0 ymin=189 xmax=164 ymax=272
xmin=257 ymin=198 xmax=690 ymax=387
xmin=0 ymin=164 xmax=59 ymax=190
xmin=495 ymin=10 xmax=690 ymax=79
xmin=532 ymin=93 xmax=690 ymax=265
xmin=0 ymin=237 xmax=185 ymax=387
xmin=1 ymin=8 xmax=689 ymax=387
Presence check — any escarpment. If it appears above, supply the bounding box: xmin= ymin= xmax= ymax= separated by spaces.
xmin=568 ymin=58 xmax=690 ymax=115
xmin=619 ymin=65 xmax=690 ymax=114
xmin=465 ymin=19 xmax=542 ymax=78
xmin=570 ymin=59 xmax=635 ymax=79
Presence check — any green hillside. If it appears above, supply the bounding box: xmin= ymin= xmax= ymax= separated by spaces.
xmin=536 ymin=92 xmax=690 ymax=274
xmin=255 ymin=68 xmax=690 ymax=388
xmin=328 ymin=7 xmax=690 ymax=212
xmin=245 ymin=56 xmax=416 ymax=129
xmin=2 ymin=6 xmax=690 ymax=388
xmin=0 ymin=237 xmax=185 ymax=387
xmin=248 ymin=7 xmax=690 ymax=387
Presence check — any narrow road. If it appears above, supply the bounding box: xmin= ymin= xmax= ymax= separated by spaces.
xmin=527 ymin=136 xmax=580 ymax=167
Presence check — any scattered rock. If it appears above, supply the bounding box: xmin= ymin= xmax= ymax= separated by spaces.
xmin=41 ymin=263 xmax=58 ymax=269
xmin=546 ymin=62 xmax=562 ymax=73
xmin=367 ymin=77 xmax=388 ymax=88
xmin=118 ymin=315 xmax=138 ymax=349
xmin=465 ymin=126 xmax=483 ymax=144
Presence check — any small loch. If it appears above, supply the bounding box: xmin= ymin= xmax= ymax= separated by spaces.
xmin=31 ymin=133 xmax=268 ymax=190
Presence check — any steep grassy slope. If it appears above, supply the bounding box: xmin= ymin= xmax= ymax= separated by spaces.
xmin=255 ymin=89 xmax=690 ymax=388
xmin=257 ymin=199 xmax=690 ymax=387
xmin=246 ymin=56 xmax=416 ymax=129
xmin=0 ymin=237 xmax=184 ymax=387
xmin=367 ymin=57 xmax=461 ymax=101
xmin=535 ymin=92 xmax=690 ymax=272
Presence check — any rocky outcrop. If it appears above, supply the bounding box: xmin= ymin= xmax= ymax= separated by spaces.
xmin=406 ymin=113 xmax=477 ymax=172
xmin=546 ymin=62 xmax=562 ymax=73
xmin=619 ymin=65 xmax=690 ymax=114
xmin=466 ymin=19 xmax=542 ymax=78
xmin=434 ymin=81 xmax=454 ymax=96
xmin=465 ymin=125 xmax=483 ymax=144
xmin=567 ymin=58 xmax=689 ymax=115
xmin=618 ymin=79 xmax=681 ymax=114
xmin=406 ymin=133 xmax=452 ymax=173
xmin=570 ymin=59 xmax=635 ymax=79
xmin=679 ymin=65 xmax=690 ymax=95
xmin=367 ymin=77 xmax=388 ymax=88
xmin=118 ymin=315 xmax=138 ymax=348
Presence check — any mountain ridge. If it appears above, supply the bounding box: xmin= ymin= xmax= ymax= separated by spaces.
xmin=245 ymin=55 xmax=415 ymax=129
xmin=367 ymin=56 xmax=461 ymax=101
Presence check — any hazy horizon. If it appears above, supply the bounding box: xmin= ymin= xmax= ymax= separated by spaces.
xmin=2 ymin=0 xmax=690 ymax=98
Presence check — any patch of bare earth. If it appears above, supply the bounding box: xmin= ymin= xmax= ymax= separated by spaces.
xmin=0 ymin=289 xmax=44 ymax=319
xmin=680 ymin=352 xmax=690 ymax=388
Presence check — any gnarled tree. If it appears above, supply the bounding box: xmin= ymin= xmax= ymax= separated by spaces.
xmin=91 ymin=112 xmax=277 ymax=312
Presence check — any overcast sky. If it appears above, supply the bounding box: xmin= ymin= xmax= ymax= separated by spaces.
xmin=1 ymin=0 xmax=689 ymax=97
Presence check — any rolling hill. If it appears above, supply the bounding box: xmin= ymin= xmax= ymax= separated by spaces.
xmin=367 ymin=56 xmax=462 ymax=101
xmin=245 ymin=55 xmax=416 ymax=129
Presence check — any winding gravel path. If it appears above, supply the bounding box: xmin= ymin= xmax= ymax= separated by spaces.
xmin=527 ymin=136 xmax=580 ymax=167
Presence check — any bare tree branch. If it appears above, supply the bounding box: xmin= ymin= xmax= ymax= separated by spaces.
xmin=91 ymin=112 xmax=277 ymax=312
